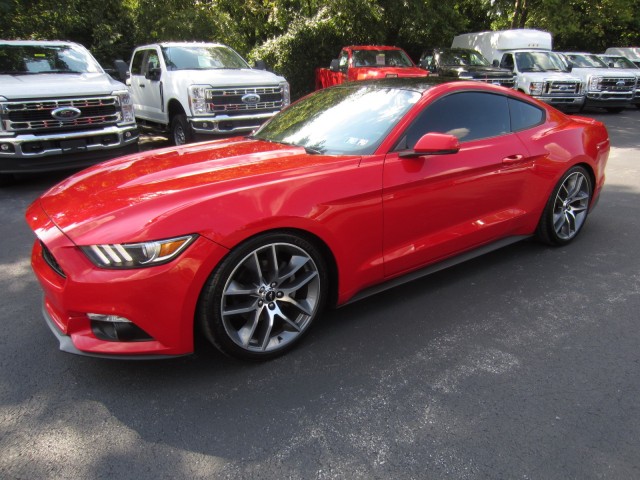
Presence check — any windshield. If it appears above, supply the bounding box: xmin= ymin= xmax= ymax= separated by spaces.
xmin=440 ymin=50 xmax=491 ymax=67
xmin=566 ymin=54 xmax=608 ymax=68
xmin=0 ymin=43 xmax=102 ymax=74
xmin=161 ymin=45 xmax=249 ymax=70
xmin=515 ymin=51 xmax=567 ymax=72
xmin=352 ymin=49 xmax=414 ymax=68
xmin=252 ymin=85 xmax=421 ymax=155
xmin=601 ymin=55 xmax=639 ymax=69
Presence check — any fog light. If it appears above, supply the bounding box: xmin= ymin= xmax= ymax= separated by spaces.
xmin=87 ymin=313 xmax=132 ymax=323
xmin=1 ymin=143 xmax=13 ymax=152
xmin=124 ymin=131 xmax=132 ymax=139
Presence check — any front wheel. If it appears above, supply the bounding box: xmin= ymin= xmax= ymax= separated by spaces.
xmin=170 ymin=114 xmax=193 ymax=146
xmin=536 ymin=166 xmax=592 ymax=245
xmin=197 ymin=232 xmax=328 ymax=360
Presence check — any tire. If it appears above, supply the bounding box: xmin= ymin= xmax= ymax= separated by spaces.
xmin=536 ymin=165 xmax=592 ymax=246
xmin=197 ymin=232 xmax=328 ymax=360
xmin=0 ymin=173 xmax=14 ymax=187
xmin=605 ymin=107 xmax=625 ymax=114
xmin=170 ymin=114 xmax=193 ymax=146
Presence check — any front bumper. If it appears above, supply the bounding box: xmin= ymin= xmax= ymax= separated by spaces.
xmin=584 ymin=91 xmax=634 ymax=108
xmin=189 ymin=112 xmax=277 ymax=135
xmin=27 ymin=202 xmax=229 ymax=358
xmin=536 ymin=95 xmax=585 ymax=111
xmin=0 ymin=125 xmax=139 ymax=173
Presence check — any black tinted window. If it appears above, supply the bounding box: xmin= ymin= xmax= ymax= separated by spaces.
xmin=131 ymin=50 xmax=147 ymax=75
xmin=509 ymin=98 xmax=544 ymax=131
xmin=398 ymin=92 xmax=511 ymax=149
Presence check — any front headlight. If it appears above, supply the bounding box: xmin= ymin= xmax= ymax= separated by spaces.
xmin=189 ymin=85 xmax=212 ymax=116
xmin=588 ymin=76 xmax=602 ymax=91
xmin=81 ymin=235 xmax=197 ymax=269
xmin=280 ymin=81 xmax=290 ymax=107
xmin=529 ymin=82 xmax=544 ymax=96
xmin=113 ymin=90 xmax=135 ymax=124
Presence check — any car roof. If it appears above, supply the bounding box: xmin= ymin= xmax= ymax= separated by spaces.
xmin=0 ymin=40 xmax=79 ymax=47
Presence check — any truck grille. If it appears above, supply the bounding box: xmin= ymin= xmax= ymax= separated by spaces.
xmin=205 ymin=86 xmax=284 ymax=116
xmin=545 ymin=81 xmax=581 ymax=95
xmin=597 ymin=77 xmax=636 ymax=92
xmin=478 ymin=77 xmax=516 ymax=88
xmin=0 ymin=97 xmax=120 ymax=133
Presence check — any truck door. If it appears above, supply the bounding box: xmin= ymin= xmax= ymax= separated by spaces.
xmin=129 ymin=48 xmax=165 ymax=124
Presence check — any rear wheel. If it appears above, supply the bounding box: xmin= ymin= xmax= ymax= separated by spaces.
xmin=170 ymin=114 xmax=193 ymax=146
xmin=197 ymin=232 xmax=327 ymax=360
xmin=536 ymin=166 xmax=592 ymax=245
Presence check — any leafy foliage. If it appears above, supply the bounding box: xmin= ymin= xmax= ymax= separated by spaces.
xmin=1 ymin=0 xmax=639 ymax=98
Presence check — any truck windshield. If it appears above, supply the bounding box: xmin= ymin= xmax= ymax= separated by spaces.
xmin=252 ymin=85 xmax=421 ymax=155
xmin=600 ymin=56 xmax=639 ymax=69
xmin=0 ymin=44 xmax=102 ymax=75
xmin=352 ymin=49 xmax=414 ymax=68
xmin=161 ymin=45 xmax=250 ymax=70
xmin=440 ymin=50 xmax=491 ymax=67
xmin=565 ymin=54 xmax=608 ymax=68
xmin=515 ymin=52 xmax=567 ymax=72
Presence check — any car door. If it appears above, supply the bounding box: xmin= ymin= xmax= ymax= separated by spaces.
xmin=382 ymin=91 xmax=536 ymax=277
xmin=129 ymin=48 xmax=165 ymax=124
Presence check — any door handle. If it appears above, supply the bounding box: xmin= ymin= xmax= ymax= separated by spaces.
xmin=502 ymin=154 xmax=524 ymax=164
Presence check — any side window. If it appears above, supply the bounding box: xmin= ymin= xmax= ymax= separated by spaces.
xmin=397 ymin=92 xmax=511 ymax=150
xmin=500 ymin=54 xmax=514 ymax=71
xmin=338 ymin=50 xmax=348 ymax=72
xmin=509 ymin=97 xmax=545 ymax=131
xmin=131 ymin=50 xmax=146 ymax=76
xmin=146 ymin=51 xmax=160 ymax=72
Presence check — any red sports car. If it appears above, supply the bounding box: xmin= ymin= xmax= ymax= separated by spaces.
xmin=26 ymin=78 xmax=609 ymax=360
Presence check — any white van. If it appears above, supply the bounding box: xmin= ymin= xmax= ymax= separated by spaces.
xmin=452 ymin=29 xmax=584 ymax=111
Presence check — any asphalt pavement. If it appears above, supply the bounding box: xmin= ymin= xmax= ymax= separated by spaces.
xmin=1 ymin=108 xmax=639 ymax=479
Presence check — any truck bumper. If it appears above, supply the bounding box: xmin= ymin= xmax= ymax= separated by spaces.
xmin=536 ymin=95 xmax=585 ymax=111
xmin=584 ymin=92 xmax=634 ymax=108
xmin=0 ymin=125 xmax=139 ymax=174
xmin=189 ymin=112 xmax=278 ymax=136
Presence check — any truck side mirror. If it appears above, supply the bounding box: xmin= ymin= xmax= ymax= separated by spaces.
xmin=492 ymin=59 xmax=500 ymax=68
xmin=145 ymin=62 xmax=161 ymax=81
xmin=113 ymin=59 xmax=129 ymax=82
xmin=329 ymin=59 xmax=340 ymax=72
xmin=254 ymin=59 xmax=268 ymax=71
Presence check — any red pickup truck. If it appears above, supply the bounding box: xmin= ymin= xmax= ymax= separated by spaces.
xmin=315 ymin=45 xmax=429 ymax=89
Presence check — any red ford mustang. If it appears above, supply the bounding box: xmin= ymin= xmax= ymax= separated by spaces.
xmin=26 ymin=79 xmax=609 ymax=360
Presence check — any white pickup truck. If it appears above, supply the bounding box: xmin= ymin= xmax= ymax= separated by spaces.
xmin=452 ymin=29 xmax=585 ymax=111
xmin=126 ymin=42 xmax=290 ymax=145
xmin=0 ymin=40 xmax=139 ymax=185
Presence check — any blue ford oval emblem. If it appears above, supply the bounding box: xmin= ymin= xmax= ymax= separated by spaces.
xmin=616 ymin=80 xmax=625 ymax=86
xmin=52 ymin=107 xmax=81 ymax=121
xmin=241 ymin=93 xmax=261 ymax=104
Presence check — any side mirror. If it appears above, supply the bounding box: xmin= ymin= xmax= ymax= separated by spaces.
xmin=113 ymin=59 xmax=129 ymax=82
xmin=329 ymin=59 xmax=340 ymax=72
xmin=492 ymin=59 xmax=500 ymax=68
xmin=254 ymin=59 xmax=267 ymax=70
xmin=565 ymin=61 xmax=573 ymax=72
xmin=399 ymin=133 xmax=460 ymax=158
xmin=145 ymin=62 xmax=161 ymax=80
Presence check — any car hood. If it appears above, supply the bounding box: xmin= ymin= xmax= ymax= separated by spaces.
xmin=0 ymin=73 xmax=126 ymax=99
xmin=36 ymin=138 xmax=343 ymax=244
xmin=163 ymin=68 xmax=286 ymax=86
xmin=350 ymin=66 xmax=428 ymax=80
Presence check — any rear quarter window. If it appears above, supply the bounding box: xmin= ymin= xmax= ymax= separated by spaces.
xmin=508 ymin=97 xmax=545 ymax=131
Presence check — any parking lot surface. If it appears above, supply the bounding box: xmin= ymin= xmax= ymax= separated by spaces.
xmin=1 ymin=109 xmax=639 ymax=479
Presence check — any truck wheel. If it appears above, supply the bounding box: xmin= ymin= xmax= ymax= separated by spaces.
xmin=170 ymin=114 xmax=193 ymax=146
xmin=605 ymin=107 xmax=625 ymax=114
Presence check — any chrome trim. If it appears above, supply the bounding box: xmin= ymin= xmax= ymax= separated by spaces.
xmin=189 ymin=112 xmax=277 ymax=134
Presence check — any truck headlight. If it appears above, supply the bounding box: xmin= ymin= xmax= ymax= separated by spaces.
xmin=113 ymin=90 xmax=135 ymax=125
xmin=81 ymin=235 xmax=197 ymax=269
xmin=588 ymin=76 xmax=602 ymax=92
xmin=189 ymin=85 xmax=211 ymax=116
xmin=280 ymin=81 xmax=290 ymax=107
xmin=529 ymin=82 xmax=544 ymax=96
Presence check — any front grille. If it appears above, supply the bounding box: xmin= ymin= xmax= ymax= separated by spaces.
xmin=478 ymin=77 xmax=516 ymax=88
xmin=205 ymin=86 xmax=284 ymax=117
xmin=41 ymin=242 xmax=65 ymax=278
xmin=597 ymin=77 xmax=636 ymax=92
xmin=545 ymin=81 xmax=581 ymax=95
xmin=1 ymin=97 xmax=120 ymax=133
